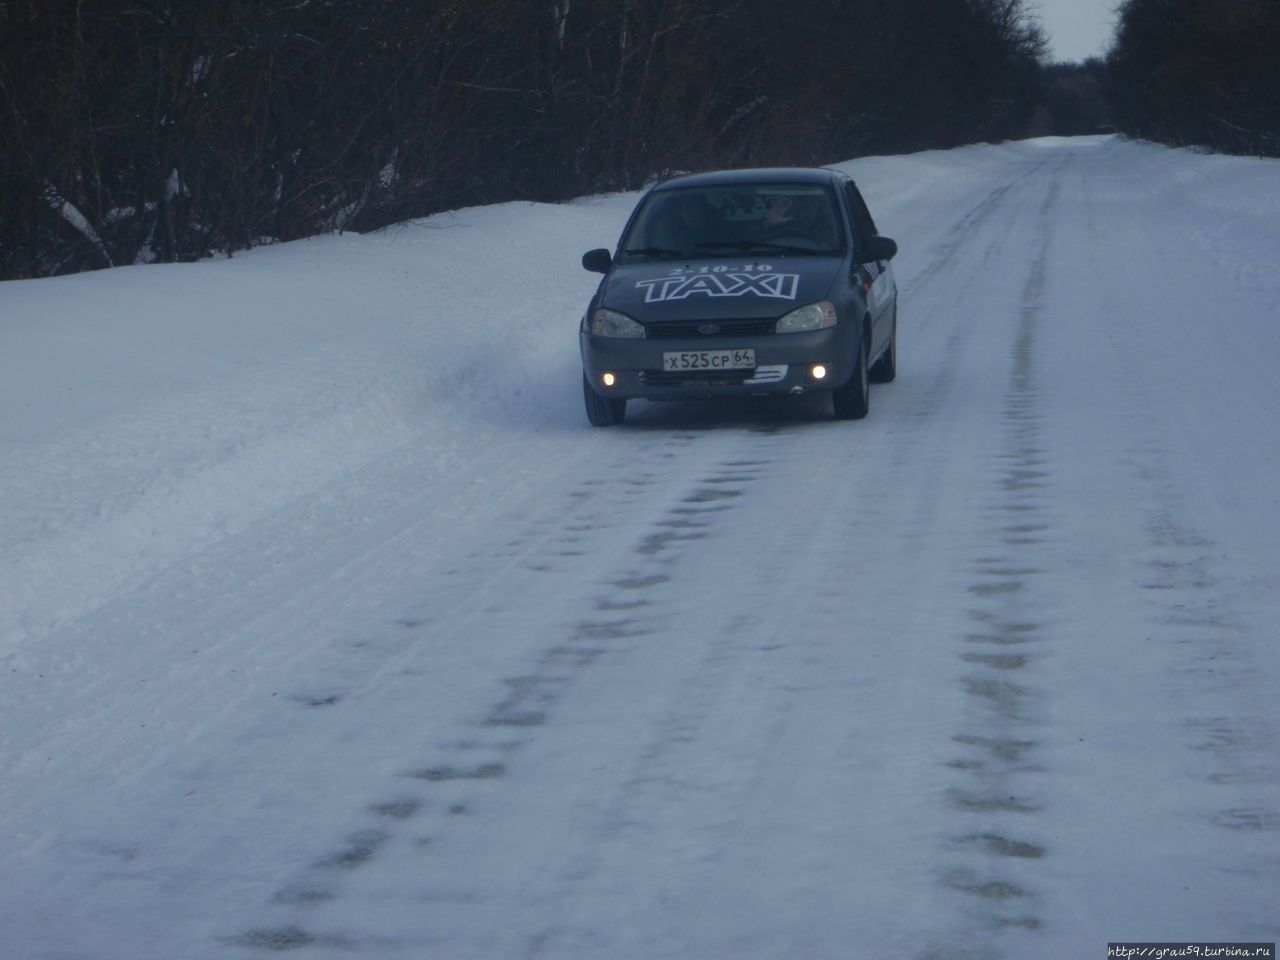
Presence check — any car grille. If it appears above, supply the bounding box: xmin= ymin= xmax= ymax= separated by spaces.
xmin=640 ymin=370 xmax=752 ymax=386
xmin=639 ymin=365 xmax=787 ymax=387
xmin=642 ymin=317 xmax=775 ymax=339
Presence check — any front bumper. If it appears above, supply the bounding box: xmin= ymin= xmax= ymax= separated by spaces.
xmin=580 ymin=323 xmax=859 ymax=401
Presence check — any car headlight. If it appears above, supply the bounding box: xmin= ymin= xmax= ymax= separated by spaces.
xmin=775 ymin=301 xmax=837 ymax=334
xmin=591 ymin=308 xmax=646 ymax=338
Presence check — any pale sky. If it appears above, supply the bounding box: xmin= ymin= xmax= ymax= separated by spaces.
xmin=1035 ymin=0 xmax=1119 ymax=62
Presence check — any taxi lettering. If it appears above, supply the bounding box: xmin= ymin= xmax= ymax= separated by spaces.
xmin=635 ymin=272 xmax=800 ymax=304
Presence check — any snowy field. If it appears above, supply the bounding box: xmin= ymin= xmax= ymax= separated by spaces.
xmin=2 ymin=136 xmax=1278 ymax=958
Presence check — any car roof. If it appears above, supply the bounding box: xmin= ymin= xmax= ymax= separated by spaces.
xmin=652 ymin=167 xmax=848 ymax=191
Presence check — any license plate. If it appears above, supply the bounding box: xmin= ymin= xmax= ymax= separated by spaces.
xmin=662 ymin=348 xmax=756 ymax=372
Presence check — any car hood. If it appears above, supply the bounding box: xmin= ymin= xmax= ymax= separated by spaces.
xmin=600 ymin=257 xmax=844 ymax=321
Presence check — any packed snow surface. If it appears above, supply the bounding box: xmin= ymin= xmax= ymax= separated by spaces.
xmin=2 ymin=137 xmax=1279 ymax=958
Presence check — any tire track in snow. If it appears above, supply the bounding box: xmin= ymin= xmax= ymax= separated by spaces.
xmin=923 ymin=163 xmax=1066 ymax=955
xmin=227 ymin=427 xmax=799 ymax=953
xmin=516 ymin=420 xmax=919 ymax=959
xmin=223 ymin=429 xmax=710 ymax=950
xmin=896 ymin=159 xmax=1051 ymax=428
xmin=898 ymin=158 xmax=1049 ymax=306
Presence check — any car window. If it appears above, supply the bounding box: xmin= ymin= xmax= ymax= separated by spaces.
xmin=845 ymin=182 xmax=879 ymax=248
xmin=620 ymin=184 xmax=846 ymax=260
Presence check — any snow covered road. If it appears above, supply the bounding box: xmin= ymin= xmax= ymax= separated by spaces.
xmin=2 ymin=137 xmax=1278 ymax=958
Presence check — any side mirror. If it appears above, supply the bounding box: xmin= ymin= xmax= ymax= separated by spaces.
xmin=856 ymin=236 xmax=898 ymax=264
xmin=582 ymin=248 xmax=613 ymax=274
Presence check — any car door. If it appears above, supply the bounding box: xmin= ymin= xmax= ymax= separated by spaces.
xmin=845 ymin=181 xmax=896 ymax=357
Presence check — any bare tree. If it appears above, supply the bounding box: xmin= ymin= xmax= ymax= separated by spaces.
xmin=1 ymin=0 xmax=1051 ymax=280
xmin=1110 ymin=0 xmax=1280 ymax=156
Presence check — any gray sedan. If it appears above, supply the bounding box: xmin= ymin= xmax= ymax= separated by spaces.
xmin=579 ymin=167 xmax=899 ymax=425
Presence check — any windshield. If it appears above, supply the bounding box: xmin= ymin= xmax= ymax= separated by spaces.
xmin=619 ymin=183 xmax=846 ymax=261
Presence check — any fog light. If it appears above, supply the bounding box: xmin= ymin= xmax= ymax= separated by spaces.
xmin=601 ymin=372 xmax=617 ymax=388
xmin=811 ymin=364 xmax=828 ymax=381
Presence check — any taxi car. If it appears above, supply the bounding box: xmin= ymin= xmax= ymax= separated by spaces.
xmin=579 ymin=167 xmax=898 ymax=426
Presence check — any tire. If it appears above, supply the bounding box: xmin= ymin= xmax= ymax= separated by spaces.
xmin=832 ymin=328 xmax=870 ymax=421
xmin=869 ymin=307 xmax=897 ymax=384
xmin=583 ymin=374 xmax=627 ymax=426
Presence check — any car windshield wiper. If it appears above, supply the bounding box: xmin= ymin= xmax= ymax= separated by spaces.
xmin=623 ymin=246 xmax=689 ymax=259
xmin=696 ymin=240 xmax=820 ymax=255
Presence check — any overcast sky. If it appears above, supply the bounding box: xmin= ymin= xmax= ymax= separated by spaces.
xmin=1036 ymin=0 xmax=1119 ymax=62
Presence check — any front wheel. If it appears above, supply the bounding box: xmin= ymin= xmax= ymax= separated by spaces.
xmin=583 ymin=374 xmax=627 ymax=426
xmin=832 ymin=331 xmax=870 ymax=421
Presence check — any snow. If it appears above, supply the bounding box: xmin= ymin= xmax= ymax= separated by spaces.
xmin=2 ymin=136 xmax=1279 ymax=958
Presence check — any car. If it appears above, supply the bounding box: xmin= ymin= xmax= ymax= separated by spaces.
xmin=578 ymin=167 xmax=899 ymax=426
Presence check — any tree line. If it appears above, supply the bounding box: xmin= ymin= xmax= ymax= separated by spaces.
xmin=1108 ymin=0 xmax=1280 ymax=156
xmin=0 ymin=0 xmax=1046 ymax=280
